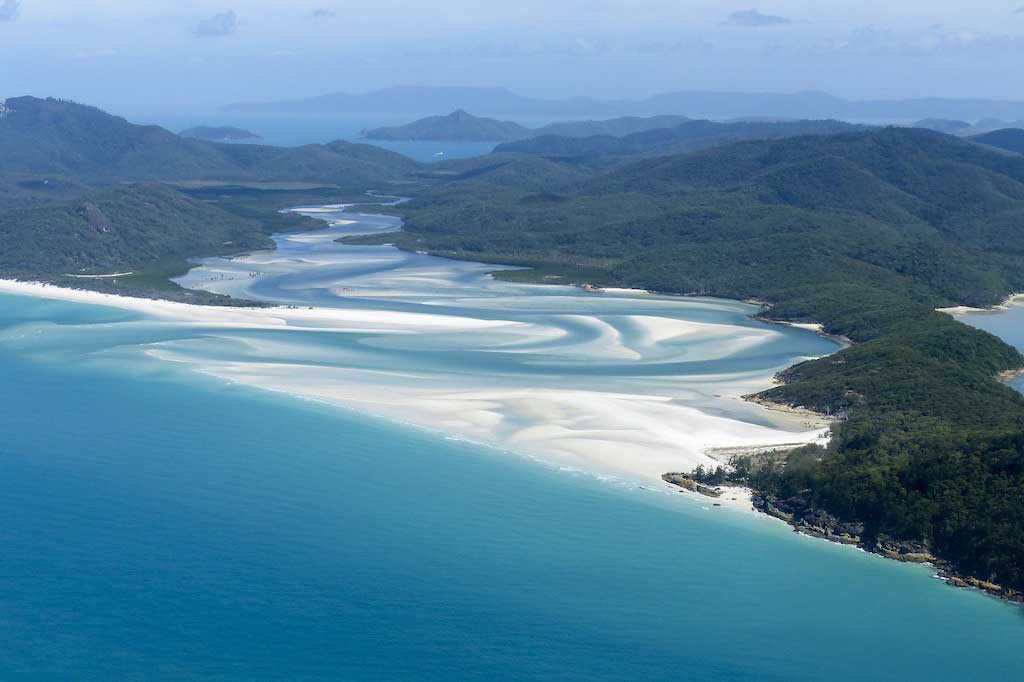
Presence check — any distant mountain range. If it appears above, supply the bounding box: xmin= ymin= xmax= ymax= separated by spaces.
xmin=0 ymin=96 xmax=416 ymax=190
xmin=363 ymin=110 xmax=692 ymax=142
xmin=227 ymin=85 xmax=1024 ymax=123
xmin=910 ymin=118 xmax=1024 ymax=137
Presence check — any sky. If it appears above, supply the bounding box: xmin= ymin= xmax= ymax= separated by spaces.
xmin=1 ymin=1 xmax=1024 ymax=115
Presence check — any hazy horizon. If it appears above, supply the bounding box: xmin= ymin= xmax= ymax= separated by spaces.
xmin=2 ymin=1 xmax=1024 ymax=116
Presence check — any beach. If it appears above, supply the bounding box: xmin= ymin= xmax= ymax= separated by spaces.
xmin=0 ymin=203 xmax=840 ymax=506
xmin=938 ymin=293 xmax=1024 ymax=316
xmin=0 ymin=275 xmax=833 ymax=498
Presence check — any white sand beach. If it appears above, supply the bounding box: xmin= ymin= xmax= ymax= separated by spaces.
xmin=938 ymin=293 xmax=1024 ymax=316
xmin=0 ymin=277 xmax=834 ymax=499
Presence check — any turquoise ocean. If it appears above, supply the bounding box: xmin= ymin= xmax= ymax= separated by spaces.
xmin=2 ymin=210 xmax=1024 ymax=680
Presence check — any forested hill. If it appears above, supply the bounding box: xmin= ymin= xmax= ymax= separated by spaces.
xmin=493 ymin=119 xmax=863 ymax=158
xmin=971 ymin=128 xmax=1024 ymax=155
xmin=0 ymin=97 xmax=418 ymax=188
xmin=0 ymin=97 xmax=422 ymax=300
xmin=364 ymin=110 xmax=531 ymax=141
xmin=0 ymin=183 xmax=335 ymax=304
xmin=0 ymin=184 xmax=271 ymax=279
xmin=380 ymin=127 xmax=1024 ymax=593
xmin=403 ymin=127 xmax=1024 ymax=324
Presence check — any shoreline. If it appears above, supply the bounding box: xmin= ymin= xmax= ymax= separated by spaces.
xmin=0 ymin=276 xmax=831 ymax=503
xmin=0 ymin=204 xmax=844 ymax=515
xmin=941 ymin=294 xmax=1024 ymax=385
xmin=997 ymin=367 xmax=1024 ymax=383
xmin=5 ymin=215 xmax=1021 ymax=604
xmin=749 ymin=488 xmax=1024 ymax=604
xmin=13 ymin=200 xmax=1018 ymax=604
xmin=751 ymin=314 xmax=854 ymax=348
xmin=576 ymin=283 xmax=853 ymax=348
xmin=937 ymin=292 xmax=1024 ymax=316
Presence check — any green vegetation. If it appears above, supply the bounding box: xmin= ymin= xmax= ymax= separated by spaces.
xmin=0 ymin=96 xmax=425 ymax=299
xmin=494 ymin=119 xmax=863 ymax=159
xmin=0 ymin=96 xmax=418 ymax=190
xmin=0 ymin=183 xmax=332 ymax=303
xmin=365 ymin=110 xmax=531 ymax=141
xmin=5 ymin=96 xmax=1024 ymax=592
xmin=971 ymin=128 xmax=1024 ymax=155
xmin=389 ymin=127 xmax=1024 ymax=591
xmin=0 ymin=183 xmax=273 ymax=278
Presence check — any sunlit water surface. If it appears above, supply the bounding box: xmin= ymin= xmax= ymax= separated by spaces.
xmin=1 ymin=209 xmax=1023 ymax=680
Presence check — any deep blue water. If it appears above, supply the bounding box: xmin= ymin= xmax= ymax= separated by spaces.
xmin=2 ymin=292 xmax=1024 ymax=680
xmin=146 ymin=113 xmax=500 ymax=162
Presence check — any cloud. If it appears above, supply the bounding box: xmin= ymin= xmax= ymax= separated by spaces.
xmin=0 ymin=0 xmax=20 ymax=22
xmin=194 ymin=10 xmax=238 ymax=37
xmin=310 ymin=8 xmax=337 ymax=19
xmin=724 ymin=9 xmax=791 ymax=27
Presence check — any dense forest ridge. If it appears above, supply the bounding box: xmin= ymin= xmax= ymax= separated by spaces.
xmin=971 ymin=128 xmax=1024 ymax=155
xmin=6 ymin=95 xmax=1024 ymax=596
xmin=673 ymin=445 xmax=1022 ymax=603
xmin=0 ymin=96 xmax=890 ymax=293
xmin=493 ymin=119 xmax=862 ymax=158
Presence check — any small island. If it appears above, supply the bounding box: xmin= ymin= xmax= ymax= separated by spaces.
xmin=363 ymin=110 xmax=531 ymax=142
xmin=180 ymin=126 xmax=261 ymax=143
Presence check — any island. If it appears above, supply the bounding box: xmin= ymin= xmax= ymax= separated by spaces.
xmin=180 ymin=125 xmax=261 ymax=142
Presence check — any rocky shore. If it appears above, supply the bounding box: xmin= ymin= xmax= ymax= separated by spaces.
xmin=751 ymin=490 xmax=1024 ymax=604
xmin=661 ymin=473 xmax=722 ymax=498
xmin=996 ymin=367 xmax=1024 ymax=383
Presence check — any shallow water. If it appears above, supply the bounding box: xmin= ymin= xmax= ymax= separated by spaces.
xmin=170 ymin=207 xmax=839 ymax=482
xmin=1 ymin=293 xmax=1023 ymax=681
xmin=2 ymin=211 xmax=1024 ymax=680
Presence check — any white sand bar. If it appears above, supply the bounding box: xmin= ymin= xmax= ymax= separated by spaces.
xmin=0 ymin=208 xmax=839 ymax=493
